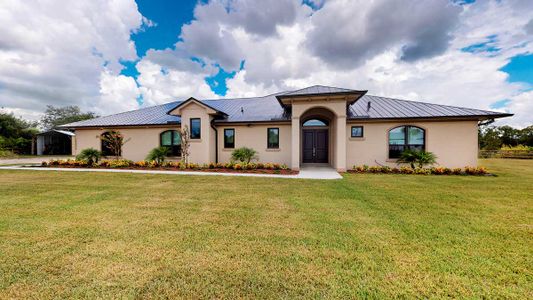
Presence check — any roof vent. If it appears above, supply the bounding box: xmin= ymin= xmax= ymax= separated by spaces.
xmin=367 ymin=101 xmax=371 ymax=111
xmin=241 ymin=107 xmax=244 ymax=113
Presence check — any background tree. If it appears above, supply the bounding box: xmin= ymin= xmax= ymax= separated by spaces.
xmin=40 ymin=105 xmax=97 ymax=130
xmin=479 ymin=124 xmax=533 ymax=150
xmin=0 ymin=112 xmax=39 ymax=154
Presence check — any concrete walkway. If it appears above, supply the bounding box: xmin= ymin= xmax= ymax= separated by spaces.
xmin=0 ymin=156 xmax=73 ymax=166
xmin=0 ymin=165 xmax=343 ymax=180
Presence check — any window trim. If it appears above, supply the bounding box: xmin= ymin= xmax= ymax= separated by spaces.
xmin=224 ymin=128 xmax=235 ymax=149
xmin=159 ymin=130 xmax=181 ymax=157
xmin=267 ymin=127 xmax=280 ymax=149
xmin=388 ymin=125 xmax=426 ymax=159
xmin=190 ymin=118 xmax=201 ymax=139
xmin=351 ymin=126 xmax=364 ymax=138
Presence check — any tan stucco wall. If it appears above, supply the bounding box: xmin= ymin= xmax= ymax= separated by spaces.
xmin=346 ymin=120 xmax=479 ymax=168
xmin=217 ymin=124 xmax=292 ymax=165
xmin=72 ymin=115 xmax=479 ymax=168
xmin=174 ymin=102 xmax=215 ymax=165
xmin=74 ymin=127 xmax=180 ymax=161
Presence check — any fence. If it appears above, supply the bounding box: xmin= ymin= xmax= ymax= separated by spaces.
xmin=479 ymin=150 xmax=533 ymax=159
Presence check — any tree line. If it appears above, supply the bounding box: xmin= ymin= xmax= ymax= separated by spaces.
xmin=0 ymin=106 xmax=97 ymax=155
xmin=479 ymin=125 xmax=533 ymax=150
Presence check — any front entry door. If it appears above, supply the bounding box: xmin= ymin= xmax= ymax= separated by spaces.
xmin=302 ymin=129 xmax=328 ymax=163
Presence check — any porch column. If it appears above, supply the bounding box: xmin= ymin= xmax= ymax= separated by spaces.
xmin=335 ymin=115 xmax=347 ymax=172
xmin=291 ymin=116 xmax=300 ymax=171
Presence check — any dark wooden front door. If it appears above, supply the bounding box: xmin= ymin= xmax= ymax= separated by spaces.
xmin=302 ymin=129 xmax=328 ymax=163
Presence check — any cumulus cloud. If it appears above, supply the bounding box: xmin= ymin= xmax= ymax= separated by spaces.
xmin=1 ymin=0 xmax=531 ymax=129
xmin=306 ymin=0 xmax=461 ymax=68
xmin=0 ymin=0 xmax=144 ymax=119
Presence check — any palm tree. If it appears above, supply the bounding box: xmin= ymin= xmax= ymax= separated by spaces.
xmin=397 ymin=149 xmax=437 ymax=168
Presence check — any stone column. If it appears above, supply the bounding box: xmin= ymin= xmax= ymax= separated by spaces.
xmin=335 ymin=115 xmax=347 ymax=172
xmin=291 ymin=116 xmax=300 ymax=171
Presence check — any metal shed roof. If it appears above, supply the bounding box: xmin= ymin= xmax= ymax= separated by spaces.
xmin=60 ymin=86 xmax=512 ymax=128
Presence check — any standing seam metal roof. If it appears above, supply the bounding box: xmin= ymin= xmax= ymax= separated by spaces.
xmin=60 ymin=86 xmax=512 ymax=128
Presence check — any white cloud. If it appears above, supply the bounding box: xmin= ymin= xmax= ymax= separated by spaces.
xmin=0 ymin=0 xmax=531 ymax=129
xmin=0 ymin=0 xmax=145 ymax=120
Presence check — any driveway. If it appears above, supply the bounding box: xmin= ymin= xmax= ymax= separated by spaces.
xmin=0 ymin=156 xmax=73 ymax=166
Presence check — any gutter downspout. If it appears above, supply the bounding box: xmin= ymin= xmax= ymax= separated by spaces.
xmin=210 ymin=119 xmax=218 ymax=163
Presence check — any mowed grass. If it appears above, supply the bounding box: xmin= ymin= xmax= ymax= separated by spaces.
xmin=0 ymin=159 xmax=531 ymax=299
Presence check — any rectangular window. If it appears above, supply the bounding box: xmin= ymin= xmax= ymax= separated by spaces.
xmin=224 ymin=128 xmax=235 ymax=148
xmin=267 ymin=128 xmax=279 ymax=149
xmin=190 ymin=118 xmax=201 ymax=139
xmin=351 ymin=126 xmax=364 ymax=137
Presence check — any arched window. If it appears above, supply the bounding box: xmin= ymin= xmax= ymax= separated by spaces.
xmin=160 ymin=130 xmax=181 ymax=156
xmin=388 ymin=126 xmax=425 ymax=158
xmin=101 ymin=131 xmax=121 ymax=157
xmin=303 ymin=119 xmax=328 ymax=127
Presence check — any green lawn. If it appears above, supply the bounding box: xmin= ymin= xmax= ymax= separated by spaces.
xmin=0 ymin=159 xmax=531 ymax=298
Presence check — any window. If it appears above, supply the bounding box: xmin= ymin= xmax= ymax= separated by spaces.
xmin=190 ymin=118 xmax=201 ymax=139
xmin=351 ymin=126 xmax=364 ymax=137
xmin=388 ymin=126 xmax=425 ymax=158
xmin=267 ymin=128 xmax=279 ymax=149
xmin=224 ymin=128 xmax=235 ymax=149
xmin=303 ymin=119 xmax=327 ymax=127
xmin=160 ymin=130 xmax=181 ymax=156
xmin=101 ymin=131 xmax=120 ymax=156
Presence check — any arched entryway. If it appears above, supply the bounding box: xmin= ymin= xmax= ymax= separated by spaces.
xmin=300 ymin=107 xmax=336 ymax=166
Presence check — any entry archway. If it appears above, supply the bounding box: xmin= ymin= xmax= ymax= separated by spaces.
xmin=300 ymin=107 xmax=336 ymax=166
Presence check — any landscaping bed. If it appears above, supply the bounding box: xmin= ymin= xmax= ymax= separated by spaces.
xmin=40 ymin=159 xmax=297 ymax=175
xmin=349 ymin=165 xmax=490 ymax=175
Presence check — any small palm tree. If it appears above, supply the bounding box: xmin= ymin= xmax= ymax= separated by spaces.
xmin=76 ymin=148 xmax=102 ymax=165
xmin=397 ymin=149 xmax=437 ymax=168
xmin=146 ymin=146 xmax=170 ymax=164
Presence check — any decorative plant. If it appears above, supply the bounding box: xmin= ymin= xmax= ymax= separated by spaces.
xmin=76 ymin=148 xmax=102 ymax=165
xmin=231 ymin=147 xmax=258 ymax=163
xmin=100 ymin=130 xmax=130 ymax=159
xmin=180 ymin=125 xmax=191 ymax=165
xmin=397 ymin=149 xmax=437 ymax=168
xmin=146 ymin=146 xmax=170 ymax=165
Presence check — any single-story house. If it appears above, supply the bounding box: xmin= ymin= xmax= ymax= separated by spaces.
xmin=60 ymin=85 xmax=512 ymax=171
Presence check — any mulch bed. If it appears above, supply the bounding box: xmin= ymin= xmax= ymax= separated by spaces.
xmin=38 ymin=165 xmax=298 ymax=175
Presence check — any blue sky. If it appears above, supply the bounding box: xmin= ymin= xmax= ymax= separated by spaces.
xmin=0 ymin=0 xmax=531 ymax=127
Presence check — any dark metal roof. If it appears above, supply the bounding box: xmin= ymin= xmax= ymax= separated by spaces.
xmin=60 ymin=85 xmax=512 ymax=128
xmin=349 ymin=95 xmax=512 ymax=120
xmin=61 ymin=101 xmax=182 ymax=127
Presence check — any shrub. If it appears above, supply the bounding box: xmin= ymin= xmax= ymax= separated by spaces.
xmin=76 ymin=148 xmax=102 ymax=165
xmin=397 ymin=149 xmax=437 ymax=169
xmin=231 ymin=147 xmax=258 ymax=163
xmin=146 ymin=147 xmax=169 ymax=165
xmin=106 ymin=159 xmax=133 ymax=168
xmin=431 ymin=167 xmax=446 ymax=175
xmin=452 ymin=168 xmax=463 ymax=175
xmin=414 ymin=168 xmax=431 ymax=175
xmin=234 ymin=163 xmax=242 ymax=170
xmin=135 ymin=161 xmax=147 ymax=167
xmin=400 ymin=166 xmax=414 ymax=174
